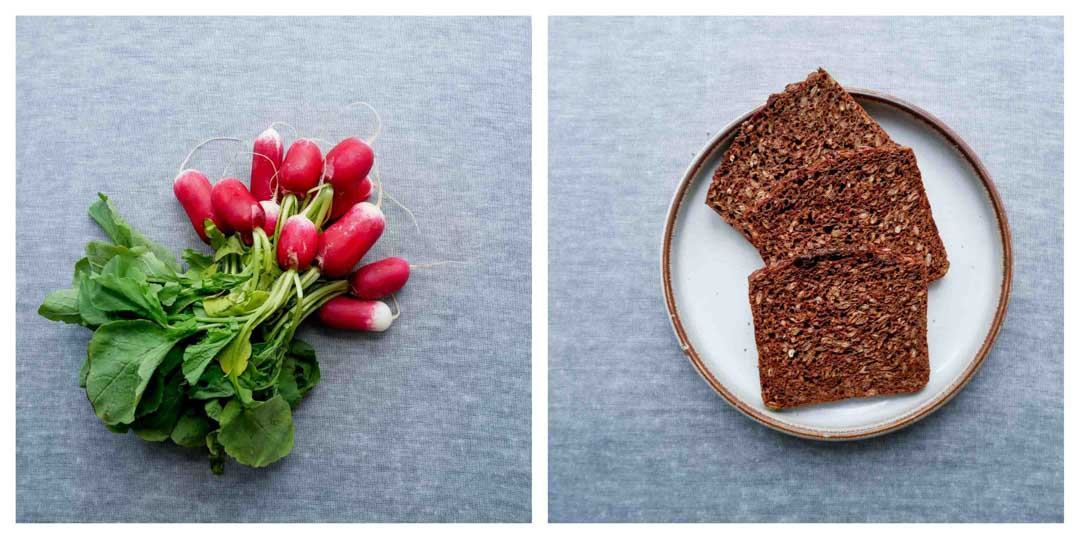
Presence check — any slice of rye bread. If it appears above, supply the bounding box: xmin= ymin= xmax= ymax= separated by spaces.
xmin=743 ymin=145 xmax=949 ymax=281
xmin=705 ymin=68 xmax=893 ymax=234
xmin=748 ymin=249 xmax=930 ymax=410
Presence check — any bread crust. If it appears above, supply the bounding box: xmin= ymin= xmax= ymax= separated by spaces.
xmin=748 ymin=249 xmax=930 ymax=410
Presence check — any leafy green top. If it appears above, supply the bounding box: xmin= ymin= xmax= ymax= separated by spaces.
xmin=39 ymin=193 xmax=346 ymax=473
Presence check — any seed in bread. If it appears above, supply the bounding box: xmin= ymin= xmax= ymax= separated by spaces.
xmin=743 ymin=145 xmax=949 ymax=281
xmin=748 ymin=249 xmax=930 ymax=410
xmin=706 ymin=68 xmax=893 ymax=235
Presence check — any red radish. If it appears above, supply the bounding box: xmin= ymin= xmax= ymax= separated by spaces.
xmin=279 ymin=139 xmax=323 ymax=194
xmin=259 ymin=200 xmax=280 ymax=237
xmin=324 ymin=137 xmax=374 ymax=190
xmin=329 ymin=176 xmax=373 ymax=220
xmin=349 ymin=257 xmax=409 ymax=299
xmin=276 ymin=215 xmax=319 ymax=270
xmin=210 ymin=177 xmax=265 ymax=234
xmin=318 ymin=297 xmax=394 ymax=332
xmin=250 ymin=127 xmax=284 ymax=201
xmin=173 ymin=169 xmax=218 ymax=243
xmin=316 ymin=202 xmax=385 ymax=278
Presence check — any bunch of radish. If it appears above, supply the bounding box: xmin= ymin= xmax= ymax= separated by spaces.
xmin=174 ymin=126 xmax=410 ymax=333
xmin=37 ymin=110 xmax=434 ymax=473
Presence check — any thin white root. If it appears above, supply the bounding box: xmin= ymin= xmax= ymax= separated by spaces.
xmin=306 ymin=137 xmax=334 ymax=183
xmin=270 ymin=170 xmax=282 ymax=199
xmin=307 ymin=137 xmax=334 ymax=152
xmin=346 ymin=101 xmax=382 ymax=144
xmin=222 ymin=149 xmax=279 ymax=178
xmin=388 ymin=294 xmax=401 ymax=320
xmin=221 ymin=146 xmax=243 ymax=177
xmin=374 ymin=168 xmax=384 ymax=209
xmin=178 ymin=137 xmax=242 ymax=175
xmin=270 ymin=122 xmax=299 ymax=140
xmin=383 ymin=191 xmax=421 ymax=235
xmin=249 ymin=150 xmax=279 ymax=175
xmin=221 ymin=149 xmax=238 ymax=178
xmin=409 ymin=260 xmax=471 ymax=269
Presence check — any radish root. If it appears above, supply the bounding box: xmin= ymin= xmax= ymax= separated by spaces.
xmin=409 ymin=260 xmax=470 ymax=269
xmin=373 ymin=168 xmax=384 ymax=209
xmin=178 ymin=137 xmax=241 ymax=175
xmin=221 ymin=149 xmax=279 ymax=179
xmin=269 ymin=170 xmax=282 ymax=199
xmin=346 ymin=101 xmax=382 ymax=144
xmin=382 ymin=191 xmax=421 ymax=235
xmin=306 ymin=137 xmax=333 ymax=188
xmin=270 ymin=122 xmax=299 ymax=140
xmin=389 ymin=294 xmax=401 ymax=320
xmin=368 ymin=166 xmax=420 ymax=235
xmin=307 ymin=137 xmax=334 ymax=152
xmin=369 ymin=168 xmax=420 ymax=238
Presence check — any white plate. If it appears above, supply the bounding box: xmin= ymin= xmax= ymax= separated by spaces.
xmin=661 ymin=89 xmax=1013 ymax=440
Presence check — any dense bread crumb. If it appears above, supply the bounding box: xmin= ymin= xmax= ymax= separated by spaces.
xmin=705 ymin=68 xmax=893 ymax=234
xmin=743 ymin=145 xmax=949 ymax=281
xmin=748 ymin=249 xmax=930 ymax=410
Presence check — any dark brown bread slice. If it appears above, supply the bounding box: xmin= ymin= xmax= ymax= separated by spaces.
xmin=743 ymin=145 xmax=949 ymax=281
xmin=748 ymin=249 xmax=929 ymax=410
xmin=706 ymin=68 xmax=893 ymax=234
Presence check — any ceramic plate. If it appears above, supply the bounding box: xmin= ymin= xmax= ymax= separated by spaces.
xmin=661 ymin=89 xmax=1012 ymax=440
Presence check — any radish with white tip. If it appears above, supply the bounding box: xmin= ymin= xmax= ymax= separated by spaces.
xmin=259 ymin=200 xmax=280 ymax=237
xmin=250 ymin=127 xmax=284 ymax=201
xmin=276 ymin=215 xmax=319 ymax=271
xmin=318 ymin=297 xmax=396 ymax=332
xmin=316 ymin=201 xmax=384 ymax=278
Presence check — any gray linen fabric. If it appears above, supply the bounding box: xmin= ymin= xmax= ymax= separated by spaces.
xmin=549 ymin=16 xmax=1062 ymax=522
xmin=16 ymin=17 xmax=531 ymax=522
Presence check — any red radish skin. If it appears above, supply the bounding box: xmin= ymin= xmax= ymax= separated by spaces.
xmin=276 ymin=215 xmax=319 ymax=270
xmin=330 ymin=176 xmax=373 ymax=220
xmin=173 ymin=169 xmax=218 ymax=243
xmin=250 ymin=127 xmax=284 ymax=201
xmin=211 ymin=177 xmax=265 ymax=234
xmin=316 ymin=202 xmax=385 ymax=278
xmin=279 ymin=139 xmax=324 ymax=194
xmin=318 ymin=297 xmax=394 ymax=332
xmin=324 ymin=137 xmax=374 ymax=191
xmin=349 ymin=257 xmax=410 ymax=299
xmin=259 ymin=200 xmax=280 ymax=237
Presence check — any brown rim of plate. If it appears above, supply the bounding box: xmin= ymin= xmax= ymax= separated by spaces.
xmin=660 ymin=88 xmax=1014 ymax=441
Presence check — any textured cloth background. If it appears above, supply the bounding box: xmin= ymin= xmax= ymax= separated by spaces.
xmin=549 ymin=17 xmax=1062 ymax=523
xmin=16 ymin=17 xmax=531 ymax=522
